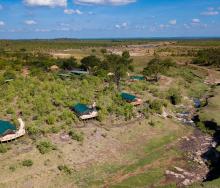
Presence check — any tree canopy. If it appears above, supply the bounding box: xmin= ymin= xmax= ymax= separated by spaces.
xmin=143 ymin=58 xmax=175 ymax=81
xmin=193 ymin=48 xmax=220 ymax=67
xmin=80 ymin=55 xmax=101 ymax=73
xmin=60 ymin=57 xmax=78 ymax=70
xmin=104 ymin=51 xmax=133 ymax=89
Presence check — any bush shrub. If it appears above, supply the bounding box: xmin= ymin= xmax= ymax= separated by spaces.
xmin=27 ymin=125 xmax=40 ymax=135
xmin=149 ymin=99 xmax=163 ymax=114
xmin=58 ymin=165 xmax=72 ymax=175
xmin=22 ymin=159 xmax=33 ymax=167
xmin=0 ymin=144 xmax=8 ymax=153
xmin=46 ymin=114 xmax=56 ymax=125
xmin=3 ymin=70 xmax=16 ymax=80
xmin=37 ymin=140 xmax=56 ymax=154
xmin=9 ymin=165 xmax=16 ymax=172
xmin=167 ymin=88 xmax=182 ymax=105
xmin=69 ymin=130 xmax=84 ymax=142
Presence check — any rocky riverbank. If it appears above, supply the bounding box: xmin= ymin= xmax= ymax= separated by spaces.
xmin=165 ymin=129 xmax=213 ymax=186
xmin=165 ymin=85 xmax=220 ymax=186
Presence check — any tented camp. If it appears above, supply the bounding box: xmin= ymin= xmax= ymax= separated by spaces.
xmin=70 ymin=69 xmax=89 ymax=75
xmin=121 ymin=92 xmax=142 ymax=106
xmin=72 ymin=103 xmax=98 ymax=120
xmin=130 ymin=76 xmax=145 ymax=81
xmin=0 ymin=118 xmax=25 ymax=142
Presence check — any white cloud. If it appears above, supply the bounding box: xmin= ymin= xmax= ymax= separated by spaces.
xmin=74 ymin=0 xmax=136 ymax=6
xmin=9 ymin=29 xmax=24 ymax=33
xmin=60 ymin=23 xmax=70 ymax=27
xmin=149 ymin=26 xmax=156 ymax=32
xmin=184 ymin=24 xmax=190 ymax=29
xmin=208 ymin=7 xmax=214 ymax=11
xmin=159 ymin=24 xmax=169 ymax=29
xmin=64 ymin=9 xmax=83 ymax=15
xmin=192 ymin=18 xmax=200 ymax=23
xmin=88 ymin=11 xmax=94 ymax=15
xmin=23 ymin=0 xmax=67 ymax=7
xmin=169 ymin=19 xmax=177 ymax=25
xmin=35 ymin=28 xmax=51 ymax=32
xmin=122 ymin=22 xmax=128 ymax=27
xmin=25 ymin=20 xmax=37 ymax=25
xmin=56 ymin=27 xmax=70 ymax=31
xmin=115 ymin=24 xmax=120 ymax=29
xmin=201 ymin=11 xmax=219 ymax=16
xmin=115 ymin=22 xmax=128 ymax=29
xmin=0 ymin=21 xmax=5 ymax=26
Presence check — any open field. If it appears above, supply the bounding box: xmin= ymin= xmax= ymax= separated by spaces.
xmin=0 ymin=117 xmax=191 ymax=188
xmin=199 ymin=87 xmax=220 ymax=125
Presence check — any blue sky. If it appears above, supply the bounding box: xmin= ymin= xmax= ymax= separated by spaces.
xmin=0 ymin=0 xmax=220 ymax=39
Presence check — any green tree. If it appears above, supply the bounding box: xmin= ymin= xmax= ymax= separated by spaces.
xmin=105 ymin=51 xmax=133 ymax=89
xmin=193 ymin=48 xmax=220 ymax=67
xmin=80 ymin=55 xmax=101 ymax=74
xmin=60 ymin=57 xmax=78 ymax=70
xmin=143 ymin=58 xmax=175 ymax=81
xmin=100 ymin=48 xmax=107 ymax=54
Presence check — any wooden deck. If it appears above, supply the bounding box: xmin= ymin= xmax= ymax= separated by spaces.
xmin=79 ymin=110 xmax=98 ymax=120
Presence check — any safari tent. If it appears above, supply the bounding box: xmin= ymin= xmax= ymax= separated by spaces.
xmin=121 ymin=92 xmax=142 ymax=106
xmin=72 ymin=103 xmax=98 ymax=120
xmin=70 ymin=69 xmax=89 ymax=75
xmin=130 ymin=76 xmax=145 ymax=81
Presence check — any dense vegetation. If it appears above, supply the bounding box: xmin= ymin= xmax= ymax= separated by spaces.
xmin=0 ymin=39 xmax=153 ymax=52
xmin=143 ymin=57 xmax=176 ymax=81
xmin=193 ymin=48 xmax=220 ymax=67
xmin=177 ymin=40 xmax=220 ymax=47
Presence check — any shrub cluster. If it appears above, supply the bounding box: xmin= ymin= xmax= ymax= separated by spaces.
xmin=37 ymin=140 xmax=57 ymax=154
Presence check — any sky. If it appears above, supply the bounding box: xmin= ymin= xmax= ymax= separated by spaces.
xmin=0 ymin=0 xmax=220 ymax=39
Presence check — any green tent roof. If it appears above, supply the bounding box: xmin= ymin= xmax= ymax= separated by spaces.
xmin=130 ymin=76 xmax=145 ymax=80
xmin=70 ymin=70 xmax=89 ymax=75
xmin=0 ymin=120 xmax=16 ymax=136
xmin=121 ymin=93 xmax=137 ymax=102
xmin=73 ymin=103 xmax=90 ymax=114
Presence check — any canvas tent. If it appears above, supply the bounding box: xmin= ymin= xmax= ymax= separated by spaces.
xmin=121 ymin=93 xmax=142 ymax=106
xmin=72 ymin=103 xmax=98 ymax=120
xmin=130 ymin=76 xmax=145 ymax=81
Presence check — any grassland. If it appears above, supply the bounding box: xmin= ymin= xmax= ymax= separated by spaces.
xmin=0 ymin=117 xmax=191 ymax=188
xmin=199 ymin=87 xmax=220 ymax=125
xmin=176 ymin=40 xmax=220 ymax=47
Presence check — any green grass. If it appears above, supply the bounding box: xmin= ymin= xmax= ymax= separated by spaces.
xmin=0 ymin=39 xmax=153 ymax=52
xmin=191 ymin=178 xmax=220 ymax=188
xmin=177 ymin=40 xmax=220 ymax=47
xmin=122 ymin=134 xmax=180 ymax=174
xmin=199 ymin=86 xmax=220 ymax=125
xmin=110 ymin=169 xmax=164 ymax=188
